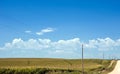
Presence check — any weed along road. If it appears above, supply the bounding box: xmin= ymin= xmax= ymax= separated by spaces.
xmin=109 ymin=60 xmax=120 ymax=74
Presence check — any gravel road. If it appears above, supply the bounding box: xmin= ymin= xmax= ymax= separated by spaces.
xmin=109 ymin=60 xmax=120 ymax=74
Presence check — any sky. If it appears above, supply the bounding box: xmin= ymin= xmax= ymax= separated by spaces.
xmin=0 ymin=0 xmax=120 ymax=59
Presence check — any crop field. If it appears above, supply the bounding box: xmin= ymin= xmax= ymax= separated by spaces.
xmin=0 ymin=58 xmax=116 ymax=74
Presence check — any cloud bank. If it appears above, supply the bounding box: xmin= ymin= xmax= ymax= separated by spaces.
xmin=1 ymin=37 xmax=120 ymax=51
xmin=0 ymin=37 xmax=120 ymax=58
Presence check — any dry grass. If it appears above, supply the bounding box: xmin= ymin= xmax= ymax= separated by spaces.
xmin=0 ymin=58 xmax=115 ymax=74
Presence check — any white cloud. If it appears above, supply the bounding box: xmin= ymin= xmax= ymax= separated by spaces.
xmin=36 ymin=28 xmax=54 ymax=35
xmin=1 ymin=37 xmax=120 ymax=57
xmin=84 ymin=37 xmax=119 ymax=51
xmin=0 ymin=38 xmax=81 ymax=51
xmin=25 ymin=30 xmax=31 ymax=34
xmin=52 ymin=38 xmax=81 ymax=51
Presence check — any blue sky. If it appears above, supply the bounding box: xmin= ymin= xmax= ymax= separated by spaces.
xmin=0 ymin=0 xmax=120 ymax=58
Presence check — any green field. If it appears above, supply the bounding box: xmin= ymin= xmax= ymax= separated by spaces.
xmin=0 ymin=58 xmax=116 ymax=74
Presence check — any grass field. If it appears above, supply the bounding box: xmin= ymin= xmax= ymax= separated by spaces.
xmin=0 ymin=58 xmax=116 ymax=74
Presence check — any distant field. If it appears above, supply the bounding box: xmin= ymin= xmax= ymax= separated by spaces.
xmin=0 ymin=58 xmax=116 ymax=74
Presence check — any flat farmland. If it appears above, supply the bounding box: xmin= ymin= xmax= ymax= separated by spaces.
xmin=0 ymin=58 xmax=116 ymax=74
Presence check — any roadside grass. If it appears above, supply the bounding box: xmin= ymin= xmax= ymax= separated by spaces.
xmin=102 ymin=60 xmax=117 ymax=74
xmin=0 ymin=58 xmax=116 ymax=74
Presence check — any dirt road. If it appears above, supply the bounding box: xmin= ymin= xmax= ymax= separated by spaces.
xmin=109 ymin=60 xmax=120 ymax=74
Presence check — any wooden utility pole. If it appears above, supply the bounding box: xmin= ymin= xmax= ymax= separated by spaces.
xmin=81 ymin=44 xmax=84 ymax=74
xmin=27 ymin=60 xmax=30 ymax=66
xmin=103 ymin=52 xmax=104 ymax=60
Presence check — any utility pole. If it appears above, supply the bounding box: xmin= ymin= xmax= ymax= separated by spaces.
xmin=109 ymin=55 xmax=111 ymax=60
xmin=27 ymin=60 xmax=30 ymax=66
xmin=103 ymin=52 xmax=104 ymax=60
xmin=81 ymin=44 xmax=84 ymax=74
